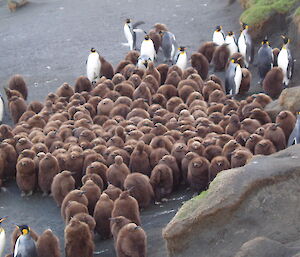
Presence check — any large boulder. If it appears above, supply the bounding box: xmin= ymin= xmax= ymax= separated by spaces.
xmin=163 ymin=145 xmax=300 ymax=257
xmin=265 ymin=86 xmax=300 ymax=121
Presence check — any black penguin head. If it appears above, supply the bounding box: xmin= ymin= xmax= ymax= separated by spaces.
xmin=90 ymin=48 xmax=96 ymax=53
xmin=125 ymin=18 xmax=131 ymax=23
xmin=144 ymin=34 xmax=150 ymax=40
xmin=281 ymin=35 xmax=290 ymax=45
xmin=178 ymin=46 xmax=186 ymax=52
xmin=242 ymin=23 xmax=248 ymax=30
xmin=216 ymin=25 xmax=222 ymax=32
xmin=17 ymin=225 xmax=30 ymax=235
xmin=228 ymin=31 xmax=234 ymax=36
xmin=261 ymin=37 xmax=269 ymax=45
xmin=143 ymin=59 xmax=149 ymax=68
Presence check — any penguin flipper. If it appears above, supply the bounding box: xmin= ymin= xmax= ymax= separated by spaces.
xmin=133 ymin=28 xmax=146 ymax=34
xmin=132 ymin=21 xmax=145 ymax=29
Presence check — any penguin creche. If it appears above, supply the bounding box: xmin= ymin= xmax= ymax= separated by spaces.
xmin=123 ymin=18 xmax=145 ymax=51
xmin=213 ymin=25 xmax=225 ymax=46
xmin=277 ymin=35 xmax=294 ymax=87
xmin=288 ymin=112 xmax=300 ymax=146
xmin=238 ymin=23 xmax=254 ymax=68
xmin=175 ymin=46 xmax=188 ymax=71
xmin=225 ymin=31 xmax=238 ymax=56
xmin=14 ymin=225 xmax=38 ymax=257
xmin=257 ymin=37 xmax=274 ymax=81
xmin=225 ymin=58 xmax=242 ymax=95
xmin=86 ymin=48 xmax=101 ymax=83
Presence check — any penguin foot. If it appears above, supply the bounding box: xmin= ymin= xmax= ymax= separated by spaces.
xmin=21 ymin=191 xmax=26 ymax=197
xmin=42 ymin=192 xmax=48 ymax=197
xmin=1 ymin=187 xmax=7 ymax=193
xmin=26 ymin=190 xmax=33 ymax=197
xmin=154 ymin=201 xmax=162 ymax=205
xmin=161 ymin=198 xmax=168 ymax=202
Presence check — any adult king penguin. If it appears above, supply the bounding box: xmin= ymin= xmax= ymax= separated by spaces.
xmin=225 ymin=58 xmax=242 ymax=95
xmin=257 ymin=37 xmax=273 ymax=82
xmin=213 ymin=25 xmax=225 ymax=46
xmin=0 ymin=92 xmax=4 ymax=124
xmin=137 ymin=55 xmax=152 ymax=69
xmin=160 ymin=30 xmax=178 ymax=63
xmin=14 ymin=225 xmax=38 ymax=257
xmin=277 ymin=35 xmax=294 ymax=88
xmin=123 ymin=18 xmax=145 ymax=51
xmin=140 ymin=34 xmax=156 ymax=62
xmin=175 ymin=46 xmax=188 ymax=70
xmin=288 ymin=112 xmax=300 ymax=146
xmin=86 ymin=48 xmax=101 ymax=84
xmin=225 ymin=31 xmax=238 ymax=56
xmin=238 ymin=23 xmax=254 ymax=68
xmin=0 ymin=217 xmax=7 ymax=257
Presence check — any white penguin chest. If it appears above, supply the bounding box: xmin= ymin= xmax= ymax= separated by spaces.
xmin=234 ymin=64 xmax=242 ymax=93
xmin=213 ymin=31 xmax=225 ymax=46
xmin=278 ymin=49 xmax=288 ymax=70
xmin=86 ymin=52 xmax=101 ymax=81
xmin=176 ymin=53 xmax=187 ymax=70
xmin=124 ymin=24 xmax=133 ymax=42
xmin=141 ymin=40 xmax=155 ymax=61
xmin=0 ymin=229 xmax=5 ymax=256
xmin=225 ymin=36 xmax=238 ymax=55
xmin=238 ymin=32 xmax=246 ymax=56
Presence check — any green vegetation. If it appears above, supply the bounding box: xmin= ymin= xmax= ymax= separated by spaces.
xmin=175 ymin=190 xmax=208 ymax=220
xmin=240 ymin=0 xmax=299 ymax=26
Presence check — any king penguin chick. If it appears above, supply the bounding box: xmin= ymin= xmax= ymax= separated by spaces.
xmin=13 ymin=225 xmax=38 ymax=257
xmin=277 ymin=35 xmax=294 ymax=88
xmin=213 ymin=25 xmax=225 ymax=46
xmin=137 ymin=55 xmax=152 ymax=70
xmin=86 ymin=48 xmax=101 ymax=84
xmin=288 ymin=112 xmax=300 ymax=146
xmin=225 ymin=31 xmax=238 ymax=56
xmin=225 ymin=58 xmax=242 ymax=95
xmin=159 ymin=30 xmax=178 ymax=63
xmin=123 ymin=18 xmax=145 ymax=51
xmin=175 ymin=46 xmax=188 ymax=70
xmin=0 ymin=217 xmax=7 ymax=257
xmin=0 ymin=93 xmax=4 ymax=124
xmin=257 ymin=37 xmax=273 ymax=82
xmin=140 ymin=34 xmax=156 ymax=61
xmin=238 ymin=23 xmax=254 ymax=68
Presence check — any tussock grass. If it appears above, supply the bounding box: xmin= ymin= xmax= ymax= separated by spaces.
xmin=240 ymin=0 xmax=299 ymax=25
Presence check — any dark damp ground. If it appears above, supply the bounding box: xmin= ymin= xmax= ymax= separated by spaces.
xmin=0 ymin=0 xmax=299 ymax=256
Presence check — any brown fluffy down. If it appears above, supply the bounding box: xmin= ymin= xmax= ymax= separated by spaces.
xmin=116 ymin=223 xmax=147 ymax=257
xmin=64 ymin=218 xmax=94 ymax=257
xmin=37 ymin=229 xmax=61 ymax=257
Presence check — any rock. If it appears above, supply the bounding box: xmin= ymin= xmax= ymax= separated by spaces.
xmin=234 ymin=237 xmax=300 ymax=257
xmin=265 ymin=99 xmax=284 ymax=122
xmin=163 ymin=145 xmax=300 ymax=257
xmin=279 ymin=86 xmax=300 ymax=113
xmin=265 ymin=86 xmax=300 ymax=121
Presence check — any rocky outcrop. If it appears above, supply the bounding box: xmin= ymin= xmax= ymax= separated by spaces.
xmin=265 ymin=86 xmax=300 ymax=120
xmin=163 ymin=145 xmax=300 ymax=257
xmin=234 ymin=237 xmax=300 ymax=257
